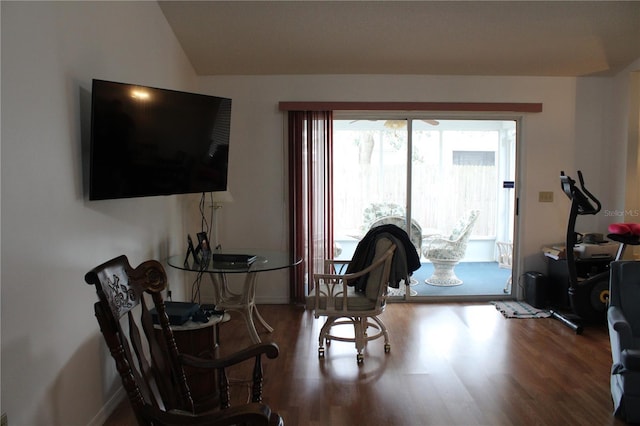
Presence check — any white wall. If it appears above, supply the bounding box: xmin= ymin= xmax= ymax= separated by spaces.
xmin=197 ymin=74 xmax=627 ymax=290
xmin=202 ymin=68 xmax=640 ymax=294
xmin=609 ymin=58 xmax=640 ymax=259
xmin=1 ymin=2 xmax=200 ymax=425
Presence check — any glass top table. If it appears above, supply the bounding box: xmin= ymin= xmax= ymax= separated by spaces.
xmin=167 ymin=249 xmax=301 ymax=274
xmin=166 ymin=249 xmax=301 ymax=343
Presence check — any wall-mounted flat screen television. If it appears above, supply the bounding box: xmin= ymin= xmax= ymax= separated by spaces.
xmin=89 ymin=79 xmax=232 ymax=200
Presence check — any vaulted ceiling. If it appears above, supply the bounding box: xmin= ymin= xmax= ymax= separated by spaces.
xmin=158 ymin=1 xmax=640 ymax=77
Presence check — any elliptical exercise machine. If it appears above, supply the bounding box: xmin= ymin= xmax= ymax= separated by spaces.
xmin=551 ymin=171 xmax=613 ymax=333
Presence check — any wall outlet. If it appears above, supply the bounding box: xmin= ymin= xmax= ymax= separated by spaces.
xmin=538 ymin=191 xmax=554 ymax=202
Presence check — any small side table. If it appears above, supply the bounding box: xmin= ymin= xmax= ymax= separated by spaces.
xmin=154 ymin=313 xmax=230 ymax=410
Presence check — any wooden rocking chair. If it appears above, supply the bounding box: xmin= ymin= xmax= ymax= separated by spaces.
xmin=85 ymin=255 xmax=283 ymax=426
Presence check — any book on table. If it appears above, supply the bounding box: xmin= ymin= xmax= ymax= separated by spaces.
xmin=212 ymin=253 xmax=257 ymax=267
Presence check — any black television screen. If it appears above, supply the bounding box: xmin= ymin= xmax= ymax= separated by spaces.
xmin=89 ymin=79 xmax=231 ymax=200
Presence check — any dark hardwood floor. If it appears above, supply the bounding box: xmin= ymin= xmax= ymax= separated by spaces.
xmin=104 ymin=302 xmax=624 ymax=426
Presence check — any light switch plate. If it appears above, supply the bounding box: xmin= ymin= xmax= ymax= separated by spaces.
xmin=539 ymin=191 xmax=554 ymax=202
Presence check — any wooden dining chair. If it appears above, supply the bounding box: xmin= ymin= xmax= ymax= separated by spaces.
xmin=85 ymin=254 xmax=283 ymax=426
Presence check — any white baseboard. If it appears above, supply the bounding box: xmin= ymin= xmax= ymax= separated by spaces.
xmin=87 ymin=387 xmax=125 ymax=426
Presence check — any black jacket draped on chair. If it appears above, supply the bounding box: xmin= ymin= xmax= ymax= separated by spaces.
xmin=346 ymin=224 xmax=421 ymax=291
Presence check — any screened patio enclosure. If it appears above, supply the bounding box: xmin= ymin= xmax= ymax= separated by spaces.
xmin=332 ymin=117 xmax=517 ymax=299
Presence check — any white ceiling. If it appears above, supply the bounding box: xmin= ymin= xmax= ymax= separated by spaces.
xmin=158 ymin=1 xmax=640 ymax=77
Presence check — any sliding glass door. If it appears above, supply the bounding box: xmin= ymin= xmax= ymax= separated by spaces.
xmin=333 ymin=116 xmax=517 ymax=300
xmin=332 ymin=119 xmax=408 ymax=249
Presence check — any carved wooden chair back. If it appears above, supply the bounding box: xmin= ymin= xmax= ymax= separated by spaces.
xmin=85 ymin=255 xmax=192 ymax=423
